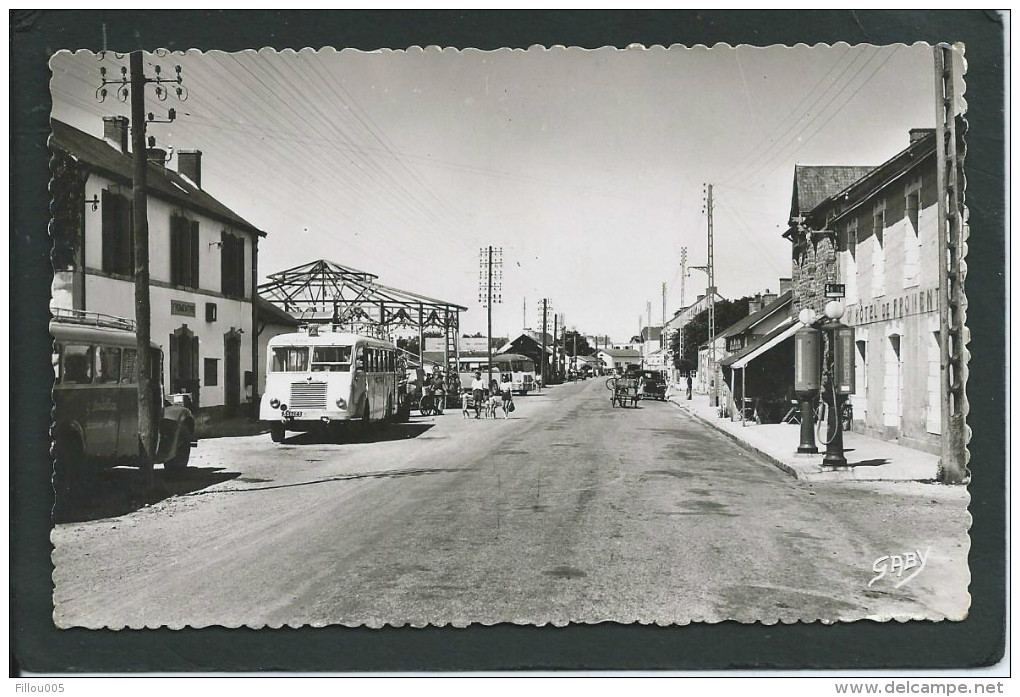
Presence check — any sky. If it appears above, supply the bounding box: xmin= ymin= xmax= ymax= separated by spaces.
xmin=49 ymin=43 xmax=949 ymax=342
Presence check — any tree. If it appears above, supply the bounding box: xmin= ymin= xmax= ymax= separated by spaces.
xmin=562 ymin=330 xmax=593 ymax=357
xmin=672 ymin=296 xmax=752 ymax=372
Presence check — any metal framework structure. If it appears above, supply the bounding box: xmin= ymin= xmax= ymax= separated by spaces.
xmin=258 ymin=259 xmax=467 ymax=373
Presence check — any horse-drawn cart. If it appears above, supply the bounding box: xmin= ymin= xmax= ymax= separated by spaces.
xmin=606 ymin=377 xmax=640 ymax=408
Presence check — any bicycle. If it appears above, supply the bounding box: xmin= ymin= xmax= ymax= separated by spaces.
xmin=419 ymin=388 xmax=445 ymax=416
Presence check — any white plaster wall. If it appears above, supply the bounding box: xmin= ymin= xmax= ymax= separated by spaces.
xmin=80 ymin=172 xmax=257 ymax=409
xmin=83 ymin=173 xmax=251 ymax=298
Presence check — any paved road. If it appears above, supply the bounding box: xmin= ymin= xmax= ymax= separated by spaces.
xmin=52 ymin=379 xmax=970 ymax=628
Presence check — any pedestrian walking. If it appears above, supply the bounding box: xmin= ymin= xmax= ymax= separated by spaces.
xmin=471 ymin=371 xmax=485 ymax=419
xmin=686 ymin=373 xmax=693 ymax=401
xmin=500 ymin=374 xmax=514 ymax=419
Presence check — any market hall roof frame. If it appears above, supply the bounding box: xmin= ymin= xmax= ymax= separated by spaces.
xmin=257 ymin=259 xmax=468 ymax=331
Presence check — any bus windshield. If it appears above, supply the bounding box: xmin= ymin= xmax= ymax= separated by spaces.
xmin=311 ymin=346 xmax=353 ymax=372
xmin=511 ymin=360 xmax=535 ymax=372
xmin=271 ymin=347 xmax=309 ymax=372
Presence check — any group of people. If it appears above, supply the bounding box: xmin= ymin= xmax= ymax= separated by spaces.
xmin=463 ymin=370 xmax=514 ymax=419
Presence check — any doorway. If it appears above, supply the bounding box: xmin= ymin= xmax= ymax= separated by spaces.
xmin=170 ymin=325 xmax=200 ymax=408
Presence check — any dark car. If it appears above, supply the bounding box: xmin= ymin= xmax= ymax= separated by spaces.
xmin=637 ymin=370 xmax=668 ymax=401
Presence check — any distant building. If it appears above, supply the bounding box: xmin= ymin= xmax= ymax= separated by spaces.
xmin=716 ymin=290 xmax=795 ymax=419
xmin=255 ymin=297 xmax=300 ymax=396
xmin=499 ymin=331 xmax=555 ymax=380
xmin=50 ymin=117 xmax=266 ymax=417
xmin=636 ymin=325 xmax=664 ymax=369
xmin=597 ymin=347 xmax=642 ymax=373
xmin=663 ymin=290 xmax=726 ymax=382
xmin=783 ymin=128 xmax=944 ymax=453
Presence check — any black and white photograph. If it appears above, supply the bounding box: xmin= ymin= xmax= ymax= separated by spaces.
xmin=45 ymin=40 xmax=973 ymax=632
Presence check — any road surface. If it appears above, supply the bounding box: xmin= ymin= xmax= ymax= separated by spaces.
xmin=52 ymin=379 xmax=970 ymax=628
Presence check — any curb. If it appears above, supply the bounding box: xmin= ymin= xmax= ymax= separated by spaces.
xmin=669 ymin=398 xmax=939 ymax=484
xmin=671 ymin=400 xmax=804 ymax=480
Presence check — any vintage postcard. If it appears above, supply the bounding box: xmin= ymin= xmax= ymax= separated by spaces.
xmin=48 ymin=43 xmax=970 ymax=630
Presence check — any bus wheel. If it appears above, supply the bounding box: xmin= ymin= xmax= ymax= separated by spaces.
xmin=270 ymin=423 xmax=286 ymax=443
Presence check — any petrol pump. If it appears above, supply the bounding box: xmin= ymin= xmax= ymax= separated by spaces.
xmin=794 ymin=308 xmax=821 ymax=454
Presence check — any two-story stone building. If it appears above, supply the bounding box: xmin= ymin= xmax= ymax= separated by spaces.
xmin=50 ymin=117 xmax=266 ymax=419
xmin=783 ymin=128 xmax=943 ymax=453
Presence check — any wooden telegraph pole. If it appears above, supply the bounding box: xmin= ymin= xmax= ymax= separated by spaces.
xmin=934 ymin=44 xmax=968 ymax=484
xmin=97 ymin=51 xmax=186 ymax=474
xmin=129 ymin=51 xmax=156 ymax=466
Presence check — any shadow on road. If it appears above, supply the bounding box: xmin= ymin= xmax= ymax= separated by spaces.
xmin=280 ymin=421 xmax=435 ymax=446
xmin=54 ymin=466 xmax=241 ymax=525
xmin=194 ymin=465 xmax=477 ymax=495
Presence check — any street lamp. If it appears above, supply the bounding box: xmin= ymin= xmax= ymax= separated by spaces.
xmin=820 ymin=300 xmax=853 ymax=469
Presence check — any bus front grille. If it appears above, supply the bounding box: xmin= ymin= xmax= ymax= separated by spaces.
xmin=290 ymin=381 xmax=328 ymax=410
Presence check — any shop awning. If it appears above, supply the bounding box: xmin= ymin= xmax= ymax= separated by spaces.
xmin=720 ymin=318 xmax=799 ymax=370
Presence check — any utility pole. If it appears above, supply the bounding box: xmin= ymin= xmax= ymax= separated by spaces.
xmin=661 ymin=282 xmax=667 ymax=369
xmin=553 ymin=311 xmax=559 ymax=382
xmin=130 ymin=52 xmax=155 ymax=467
xmin=478 ymin=246 xmax=503 ymax=393
xmin=97 ymin=51 xmax=186 ymax=472
xmin=705 ymin=183 xmax=717 ymax=406
xmin=934 ymin=44 xmax=968 ymax=484
xmin=541 ymin=298 xmax=548 ymax=387
xmin=680 ymin=246 xmax=687 ymax=379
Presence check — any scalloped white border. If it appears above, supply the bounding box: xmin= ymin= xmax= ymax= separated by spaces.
xmin=48 ymin=41 xmax=971 ymax=631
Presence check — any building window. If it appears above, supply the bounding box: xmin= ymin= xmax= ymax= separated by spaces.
xmin=170 ymin=214 xmax=200 ymax=289
xmin=101 ymin=189 xmax=133 ymax=276
xmin=220 ymin=232 xmax=246 ymax=299
xmin=204 ymin=357 xmax=219 ymax=387
xmin=903 ymin=183 xmax=922 ymax=288
xmin=872 ymin=201 xmax=886 ymax=297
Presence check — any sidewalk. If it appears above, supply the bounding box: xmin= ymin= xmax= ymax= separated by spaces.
xmin=669 ymin=393 xmax=940 ymax=483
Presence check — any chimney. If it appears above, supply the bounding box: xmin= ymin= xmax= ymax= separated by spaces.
xmin=761 ymin=288 xmax=778 ymax=307
xmin=102 ymin=115 xmax=129 ymax=153
xmin=147 ymin=147 xmax=167 ymax=168
xmin=909 ymin=128 xmax=935 ymax=144
xmin=779 ymin=277 xmax=792 ymax=295
xmin=748 ymin=294 xmax=762 ymax=315
xmin=177 ymin=149 xmax=202 ymax=188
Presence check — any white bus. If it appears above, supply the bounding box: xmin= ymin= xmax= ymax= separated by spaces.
xmin=260 ymin=328 xmax=402 ymax=443
xmin=493 ymin=353 xmax=536 ymax=395
xmin=456 ymin=355 xmax=502 ymax=395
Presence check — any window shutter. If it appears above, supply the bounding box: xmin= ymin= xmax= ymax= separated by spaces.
xmin=190 ymin=220 xmax=200 ymax=288
xmin=101 ymin=190 xmax=115 ymax=273
xmin=236 ymin=236 xmax=246 ymax=298
xmin=170 ymin=216 xmax=180 ymax=285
